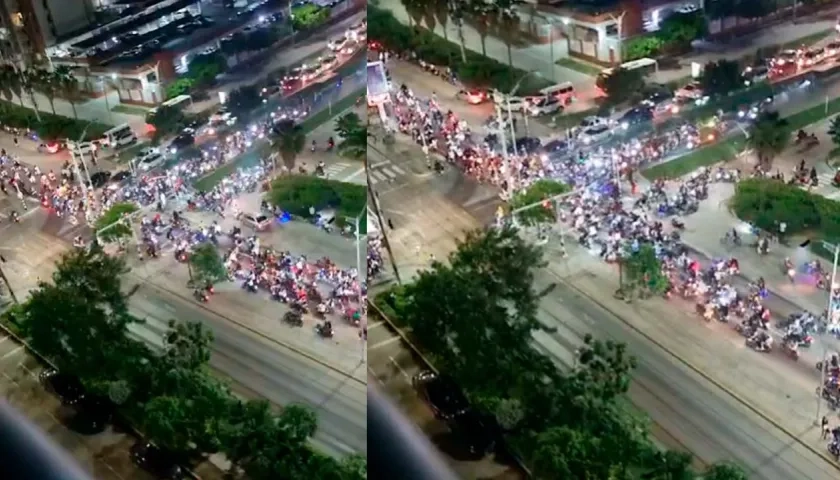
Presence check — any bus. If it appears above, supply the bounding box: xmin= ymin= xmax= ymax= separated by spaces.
xmin=148 ymin=94 xmax=193 ymax=116
xmin=596 ymin=57 xmax=658 ymax=90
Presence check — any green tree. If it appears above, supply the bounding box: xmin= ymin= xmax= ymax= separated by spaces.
xmin=94 ymin=202 xmax=139 ymax=242
xmin=340 ymin=454 xmax=368 ymax=479
xmin=509 ymin=179 xmax=570 ymax=225
xmin=747 ymin=110 xmax=789 ymax=169
xmin=34 ymin=68 xmax=59 ymax=115
xmin=166 ymin=78 xmax=194 ymax=99
xmin=188 ymin=243 xmax=228 ymax=286
xmin=267 ymin=175 xmax=366 ymax=219
xmin=658 ymin=11 xmax=706 ymax=48
xmin=271 ymin=119 xmax=306 ymax=170
xmin=704 ymin=461 xmax=749 ymax=480
xmin=643 ymin=449 xmax=694 ymax=480
xmin=53 ymin=65 xmax=81 ymax=119
xmin=531 ymin=426 xmax=605 ymax=480
xmin=469 ymin=2 xmax=497 ymax=57
xmin=699 ymin=59 xmax=741 ymax=97
xmin=0 ymin=66 xmax=25 ymax=108
xmin=335 ymin=112 xmax=367 ymax=160
xmin=828 ymin=115 xmax=840 ymax=148
xmin=146 ymin=104 xmax=186 ymax=143
xmin=19 ymin=69 xmax=42 ymax=122
xmin=290 ymin=4 xmax=330 ymax=30
xmin=162 ymin=320 xmax=213 ymax=371
xmin=221 ymin=399 xmax=277 ymax=474
xmin=624 ymin=35 xmax=664 ymax=61
xmin=573 ymin=334 xmax=637 ymax=401
xmin=494 ymin=397 xmax=525 ymax=431
xmin=401 ymin=0 xmax=426 ymax=28
xmin=601 ymin=67 xmax=645 ymax=105
xmin=496 ymin=9 xmax=521 ymax=67
xmin=278 ymin=404 xmax=318 ymax=444
xmin=620 ymin=244 xmax=669 ymax=299
xmin=227 ymin=85 xmax=262 ymax=117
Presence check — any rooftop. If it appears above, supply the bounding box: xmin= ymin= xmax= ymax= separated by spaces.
xmin=74 ymin=0 xmax=197 ymax=50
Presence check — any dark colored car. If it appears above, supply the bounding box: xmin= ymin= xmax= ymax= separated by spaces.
xmin=88 ymin=171 xmax=112 ymax=189
xmin=620 ymin=106 xmax=654 ymax=126
xmin=39 ymin=368 xmax=85 ymax=406
xmin=542 ymin=139 xmax=570 ymax=157
xmin=168 ymin=133 xmax=195 ymax=154
xmin=413 ymin=371 xmax=469 ymax=421
xmin=450 ymin=411 xmax=498 ymax=457
xmin=66 ymin=395 xmax=114 ymax=435
xmin=130 ymin=442 xmax=186 ymax=480
xmin=509 ymin=136 xmax=542 ymax=155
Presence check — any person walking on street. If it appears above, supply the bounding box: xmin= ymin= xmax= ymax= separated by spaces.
xmin=822 ymin=416 xmax=831 ymax=439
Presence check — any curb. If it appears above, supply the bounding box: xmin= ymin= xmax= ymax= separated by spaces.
xmin=134 ymin=277 xmax=365 ymax=386
xmin=555 ymin=272 xmax=840 ymax=473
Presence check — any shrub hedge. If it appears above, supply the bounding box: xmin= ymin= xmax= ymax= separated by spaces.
xmin=369 ymin=7 xmax=552 ymax=94
xmin=730 ymin=178 xmax=839 ymax=237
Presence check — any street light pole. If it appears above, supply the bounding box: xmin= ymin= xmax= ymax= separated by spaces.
xmin=816 ymin=243 xmax=839 ymax=426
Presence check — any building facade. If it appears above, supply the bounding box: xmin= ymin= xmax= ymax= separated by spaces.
xmin=0 ymin=0 xmax=93 ymax=65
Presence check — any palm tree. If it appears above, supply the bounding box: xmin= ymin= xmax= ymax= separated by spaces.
xmin=496 ymin=8 xmax=521 ymax=68
xmin=335 ymin=113 xmax=367 ymax=160
xmin=450 ymin=0 xmax=469 ymax=61
xmin=470 ymin=2 xmax=497 ymax=57
xmin=19 ymin=69 xmax=41 ymax=122
xmin=747 ymin=111 xmax=789 ymax=170
xmin=431 ymin=0 xmax=450 ymax=42
xmin=271 ymin=119 xmax=306 ymax=171
xmin=34 ymin=68 xmax=59 ymax=115
xmin=829 ymin=115 xmax=840 ymax=149
xmin=401 ymin=0 xmax=426 ymax=28
xmin=53 ymin=66 xmax=81 ymax=119
xmin=0 ymin=67 xmax=19 ymax=106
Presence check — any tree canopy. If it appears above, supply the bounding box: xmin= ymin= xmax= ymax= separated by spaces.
xmin=700 ymin=59 xmax=742 ymax=97
xmin=375 ymin=226 xmax=748 ymax=478
xmin=601 ymin=67 xmax=645 ymax=105
xmin=268 ymin=175 xmax=366 ymax=220
xmin=510 ymin=179 xmax=570 ymax=226
xmin=188 ymin=243 xmax=228 ymax=286
xmin=8 ymin=247 xmax=365 ymax=479
xmin=747 ymin=111 xmax=789 ymax=168
xmin=335 ymin=112 xmax=367 ymax=161
xmin=94 ymin=202 xmax=139 ymax=242
xmin=620 ymin=244 xmax=669 ymax=300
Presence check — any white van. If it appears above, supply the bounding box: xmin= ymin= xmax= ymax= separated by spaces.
xmin=102 ymin=124 xmax=137 ymax=148
xmin=539 ymin=82 xmax=575 ymax=105
xmin=491 ymin=90 xmax=530 ymax=111
xmin=68 ymin=141 xmax=96 ymax=157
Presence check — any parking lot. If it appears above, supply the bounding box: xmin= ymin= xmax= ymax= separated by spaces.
xmin=0 ymin=334 xmax=155 ymax=480
xmin=366 ymin=315 xmax=526 ymax=480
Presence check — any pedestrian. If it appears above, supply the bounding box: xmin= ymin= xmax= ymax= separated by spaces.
xmin=387 ymin=218 xmax=394 ymax=230
xmin=823 ymin=416 xmax=831 ymax=439
xmin=12 ymin=137 xmax=18 ymax=147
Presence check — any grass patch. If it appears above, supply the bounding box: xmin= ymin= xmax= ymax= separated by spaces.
xmin=535 ymin=108 xmax=598 ymax=130
xmin=555 ymin=57 xmax=601 ymax=76
xmin=111 ymin=104 xmax=150 ymax=115
xmin=113 ymin=143 xmax=148 ymax=163
xmin=193 ymin=88 xmax=364 ymax=192
xmin=642 ymin=137 xmax=746 ymax=180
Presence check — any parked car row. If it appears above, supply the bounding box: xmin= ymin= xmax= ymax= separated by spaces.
xmin=39 ymin=367 xmax=186 ymax=479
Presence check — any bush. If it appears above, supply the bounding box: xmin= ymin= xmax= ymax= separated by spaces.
xmin=369 ymin=7 xmax=551 ymax=94
xmin=624 ymin=35 xmax=664 ymax=61
xmin=0 ymin=102 xmax=109 ymax=141
xmin=730 ymin=178 xmax=831 ymax=236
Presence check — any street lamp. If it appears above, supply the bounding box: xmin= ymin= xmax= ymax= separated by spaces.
xmin=815 ymin=240 xmax=840 ymax=426
xmin=70 ymin=121 xmax=96 ymax=224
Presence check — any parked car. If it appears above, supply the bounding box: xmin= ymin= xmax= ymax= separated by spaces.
xmin=137 ymin=153 xmax=165 ymax=171
xmin=88 ymin=171 xmax=112 ymax=189
xmin=39 ymin=368 xmax=85 ymax=406
xmin=413 ymin=371 xmax=470 ymax=421
xmin=130 ymin=442 xmax=185 ymax=480
xmin=66 ymin=395 xmax=114 ymax=435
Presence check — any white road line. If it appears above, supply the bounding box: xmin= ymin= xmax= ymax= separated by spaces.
xmin=369 ymin=161 xmax=389 ymax=168
xmin=368 ymin=320 xmax=385 ymax=329
xmin=0 ymin=336 xmax=8 ymax=345
xmin=2 ymin=346 xmax=23 ymax=360
xmin=343 ymin=166 xmax=365 ymax=181
xmin=388 ymin=356 xmax=411 ymax=381
xmin=369 ymin=336 xmax=401 ymax=350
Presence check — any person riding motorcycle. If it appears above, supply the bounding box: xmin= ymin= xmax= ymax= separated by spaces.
xmin=784 ymin=257 xmax=795 ymax=282
xmin=749 ymin=330 xmax=772 ymax=351
xmin=327 ymin=137 xmax=335 ymax=150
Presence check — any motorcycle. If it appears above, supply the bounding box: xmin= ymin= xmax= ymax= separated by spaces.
xmin=746 ymin=336 xmax=771 ymax=352
xmin=671 ymin=218 xmax=685 ymax=230
xmin=193 ymin=289 xmax=209 ymax=303
xmin=315 ymin=323 xmax=334 ymax=338
xmin=829 ymin=441 xmax=840 ymax=459
xmin=283 ymin=311 xmax=303 ymax=327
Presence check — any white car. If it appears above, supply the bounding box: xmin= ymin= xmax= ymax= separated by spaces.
xmin=491 ymin=90 xmax=531 ymax=111
xmin=579 ymin=115 xmax=609 ymax=129
xmin=675 ymin=82 xmax=703 ymax=100
xmin=527 ymin=96 xmax=562 ymax=116
xmin=579 ymin=124 xmax=612 ymax=145
xmin=134 ymin=147 xmax=160 ymax=162
xmin=318 ymin=55 xmax=338 ymax=73
xmin=241 ymin=213 xmax=270 ymax=230
xmin=327 ymin=36 xmax=349 ymax=52
xmin=137 ymin=153 xmax=165 ymax=171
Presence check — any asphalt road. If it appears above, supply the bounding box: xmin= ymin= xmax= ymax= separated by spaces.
xmin=126 ymin=278 xmax=367 ymax=458
xmin=532 ymin=257 xmax=839 ymax=480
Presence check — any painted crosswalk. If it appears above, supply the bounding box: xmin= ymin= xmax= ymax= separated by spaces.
xmin=368 ymin=163 xmax=407 ymax=185
xmin=800 ymin=171 xmax=840 ymax=199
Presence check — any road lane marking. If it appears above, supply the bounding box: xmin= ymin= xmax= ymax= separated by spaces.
xmin=388 ymin=356 xmax=411 ymax=381
xmin=0 ymin=336 xmax=7 ymax=345
xmin=369 ymin=336 xmax=401 ymax=350
xmin=2 ymin=346 xmax=23 ymax=359
xmin=342 ymin=166 xmax=365 ymax=181
xmin=368 ymin=320 xmax=385 ymax=329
